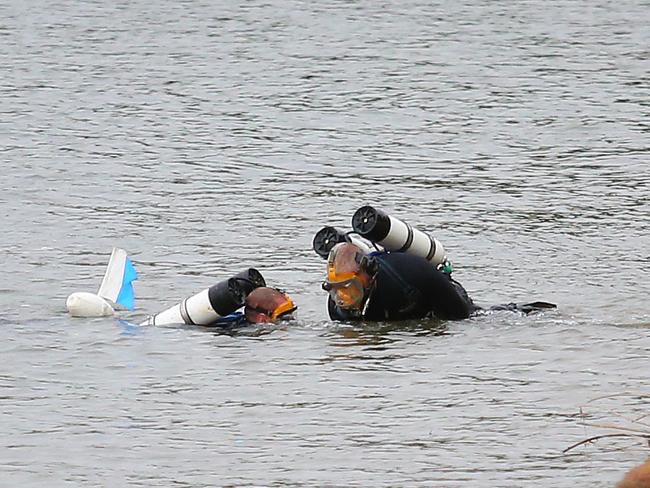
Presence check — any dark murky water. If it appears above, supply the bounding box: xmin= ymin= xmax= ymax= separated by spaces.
xmin=1 ymin=0 xmax=649 ymax=486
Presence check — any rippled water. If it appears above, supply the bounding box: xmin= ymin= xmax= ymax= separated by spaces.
xmin=2 ymin=0 xmax=649 ymax=486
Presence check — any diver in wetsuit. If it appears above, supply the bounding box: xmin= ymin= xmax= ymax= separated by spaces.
xmin=324 ymin=242 xmax=475 ymax=321
xmin=323 ymin=242 xmax=555 ymax=322
xmin=318 ymin=205 xmax=555 ymax=322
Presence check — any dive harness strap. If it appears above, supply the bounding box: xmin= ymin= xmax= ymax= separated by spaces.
xmin=371 ymin=257 xmax=423 ymax=317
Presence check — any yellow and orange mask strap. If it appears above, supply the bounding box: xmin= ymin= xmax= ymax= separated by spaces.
xmin=270 ymin=294 xmax=297 ymax=320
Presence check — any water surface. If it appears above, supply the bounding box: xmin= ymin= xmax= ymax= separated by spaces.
xmin=1 ymin=0 xmax=649 ymax=486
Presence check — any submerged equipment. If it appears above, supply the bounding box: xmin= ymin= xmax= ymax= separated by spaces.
xmin=66 ymin=247 xmax=138 ymax=317
xmin=141 ymin=268 xmax=265 ymax=326
xmin=352 ymin=205 xmax=447 ymax=266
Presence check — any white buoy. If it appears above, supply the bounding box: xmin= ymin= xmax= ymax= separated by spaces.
xmin=66 ymin=292 xmax=115 ymax=317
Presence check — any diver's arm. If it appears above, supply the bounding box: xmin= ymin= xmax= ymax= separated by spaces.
xmin=400 ymin=262 xmax=475 ymax=320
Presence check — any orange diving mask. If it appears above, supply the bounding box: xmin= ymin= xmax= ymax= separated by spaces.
xmin=324 ymin=276 xmax=367 ymax=310
xmin=268 ymin=293 xmax=297 ymax=320
xmin=244 ymin=288 xmax=297 ymax=323
xmin=324 ymin=243 xmax=373 ymax=310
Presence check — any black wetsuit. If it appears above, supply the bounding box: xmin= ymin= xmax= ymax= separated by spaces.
xmin=328 ymin=252 xmax=477 ymax=322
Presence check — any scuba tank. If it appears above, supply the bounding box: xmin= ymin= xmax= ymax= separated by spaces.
xmin=312 ymin=226 xmax=347 ymax=259
xmin=141 ymin=268 xmax=265 ymax=326
xmin=232 ymin=267 xmax=266 ymax=294
xmin=351 ymin=205 xmax=448 ymax=266
xmin=312 ymin=226 xmax=378 ymax=259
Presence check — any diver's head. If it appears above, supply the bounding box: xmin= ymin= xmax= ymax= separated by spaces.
xmin=322 ymin=242 xmax=376 ymax=312
xmin=244 ymin=287 xmax=297 ymax=324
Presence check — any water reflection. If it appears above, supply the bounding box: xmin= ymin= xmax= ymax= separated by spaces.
xmin=329 ymin=318 xmax=449 ymax=343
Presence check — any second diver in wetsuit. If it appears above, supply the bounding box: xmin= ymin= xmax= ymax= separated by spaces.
xmin=214 ymin=286 xmax=298 ymax=326
xmin=142 ymin=267 xmax=297 ymax=328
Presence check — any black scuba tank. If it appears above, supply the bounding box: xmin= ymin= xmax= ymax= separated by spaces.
xmin=312 ymin=226 xmax=349 ymax=259
xmin=312 ymin=225 xmax=380 ymax=259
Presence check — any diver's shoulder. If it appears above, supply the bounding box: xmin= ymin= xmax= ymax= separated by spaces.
xmin=375 ymin=251 xmax=430 ymax=267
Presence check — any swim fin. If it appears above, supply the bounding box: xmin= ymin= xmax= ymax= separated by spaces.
xmin=488 ymin=301 xmax=557 ymax=314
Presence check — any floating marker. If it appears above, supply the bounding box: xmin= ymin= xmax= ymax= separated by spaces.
xmin=66 ymin=292 xmax=115 ymax=317
xmin=66 ymin=247 xmax=139 ymax=317
xmin=97 ymin=247 xmax=138 ymax=310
